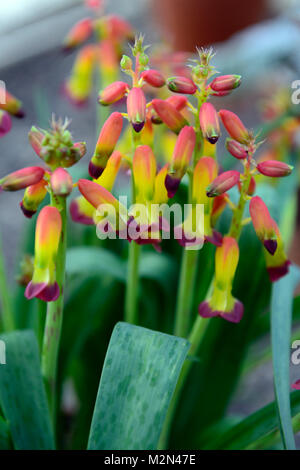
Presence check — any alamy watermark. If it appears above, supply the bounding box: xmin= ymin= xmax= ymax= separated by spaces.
xmin=0 ymin=80 xmax=6 ymax=104
xmin=291 ymin=340 xmax=300 ymax=365
xmin=94 ymin=198 xmax=205 ymax=250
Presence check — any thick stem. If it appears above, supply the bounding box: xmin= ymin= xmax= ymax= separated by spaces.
xmin=124 ymin=242 xmax=141 ymax=324
xmin=0 ymin=231 xmax=14 ymax=332
xmin=158 ymin=315 xmax=209 ymax=449
xmin=41 ymin=197 xmax=67 ymax=422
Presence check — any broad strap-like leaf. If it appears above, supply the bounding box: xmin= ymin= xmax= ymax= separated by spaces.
xmin=0 ymin=330 xmax=55 ymax=449
xmin=88 ymin=322 xmax=190 ymax=450
xmin=204 ymin=391 xmax=300 ymax=449
xmin=271 ymin=264 xmax=300 ymax=449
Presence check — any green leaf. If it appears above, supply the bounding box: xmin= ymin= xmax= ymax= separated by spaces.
xmin=271 ymin=264 xmax=300 ymax=450
xmin=0 ymin=330 xmax=55 ymax=449
xmin=0 ymin=416 xmax=12 ymax=449
xmin=88 ymin=322 xmax=190 ymax=450
xmin=66 ymin=247 xmax=126 ymax=282
xmin=205 ymin=391 xmax=300 ymax=449
xmin=66 ymin=246 xmax=176 ymax=291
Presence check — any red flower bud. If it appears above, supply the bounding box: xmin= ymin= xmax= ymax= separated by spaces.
xmin=0 ymin=167 xmax=45 ymax=192
xmin=98 ymin=81 xmax=128 ymax=106
xmin=210 ymin=75 xmax=241 ymax=93
xmin=257 ymin=160 xmax=293 ymax=178
xmin=219 ymin=110 xmax=250 ymax=145
xmin=63 ymin=18 xmax=93 ymax=52
xmin=206 ymin=170 xmax=240 ymax=197
xmin=199 ymin=102 xmax=220 ymax=144
xmin=249 ymin=196 xmax=277 ymax=255
xmin=50 ymin=168 xmax=73 ymax=197
xmin=225 ymin=138 xmax=247 ymax=160
xmin=152 ymin=99 xmax=188 ymax=134
xmin=127 ymin=87 xmax=146 ymax=133
xmin=141 ymin=69 xmax=165 ymax=88
xmin=167 ymin=76 xmax=197 ymax=94
xmin=0 ymin=111 xmax=12 ymax=137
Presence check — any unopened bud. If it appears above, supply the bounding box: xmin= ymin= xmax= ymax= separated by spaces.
xmin=257 ymin=160 xmax=293 ymax=178
xmin=207 ymin=170 xmax=240 ymax=197
xmin=99 ymin=81 xmax=128 ymax=106
xmin=120 ymin=55 xmax=132 ymax=70
xmin=167 ymin=76 xmax=197 ymax=95
xmin=141 ymin=69 xmax=165 ymax=88
xmin=0 ymin=167 xmax=45 ymax=192
xmin=152 ymin=99 xmax=188 ymax=134
xmin=50 ymin=168 xmax=73 ymax=197
xmin=210 ymin=75 xmax=241 ymax=93
xmin=226 ymin=138 xmax=248 ymax=160
xmin=219 ymin=110 xmax=250 ymax=145
xmin=127 ymin=87 xmax=146 ymax=133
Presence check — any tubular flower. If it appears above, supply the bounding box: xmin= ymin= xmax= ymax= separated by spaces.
xmin=98 ymin=81 xmax=129 ymax=106
xmin=0 ymin=167 xmax=45 ymax=192
xmin=89 ymin=112 xmax=123 ymax=178
xmin=127 ymin=87 xmax=146 ymax=133
xmin=210 ymin=75 xmax=241 ymax=93
xmin=219 ymin=110 xmax=250 ymax=145
xmin=152 ymin=99 xmax=188 ymax=134
xmin=199 ymin=102 xmax=220 ymax=144
xmin=50 ymin=168 xmax=73 ymax=197
xmin=63 ymin=18 xmax=93 ymax=52
xmin=199 ymin=236 xmax=244 ymax=323
xmin=0 ymin=90 xmax=24 ymax=118
xmin=226 ymin=138 xmax=248 ymax=160
xmin=167 ymin=76 xmax=197 ymax=94
xmin=78 ymin=179 xmax=127 ymax=236
xmin=64 ymin=44 xmax=96 ymax=106
xmin=264 ymin=220 xmax=290 ymax=282
xmin=206 ymin=170 xmax=240 ymax=197
xmin=211 ymin=193 xmax=228 ymax=227
xmin=133 ymin=145 xmax=156 ymax=204
xmin=257 ymin=160 xmax=293 ymax=177
xmin=20 ymin=179 xmax=48 ymax=218
xmin=175 ymin=157 xmax=221 ymax=247
xmin=0 ymin=111 xmax=12 ymax=137
xmin=165 ymin=126 xmax=196 ymax=198
xmin=25 ymin=206 xmax=62 ymax=302
xmin=71 ymin=150 xmax=122 ymax=225
xmin=249 ymin=196 xmax=277 ymax=255
xmin=141 ymin=69 xmax=165 ymax=88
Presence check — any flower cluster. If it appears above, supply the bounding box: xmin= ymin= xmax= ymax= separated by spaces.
xmin=0 ymin=117 xmax=86 ymax=301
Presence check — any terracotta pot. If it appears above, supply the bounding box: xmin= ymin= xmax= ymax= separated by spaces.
xmin=152 ymin=0 xmax=270 ymax=51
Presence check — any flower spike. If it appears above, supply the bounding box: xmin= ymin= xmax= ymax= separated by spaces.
xmin=89 ymin=112 xmax=123 ymax=178
xmin=25 ymin=206 xmax=62 ymax=302
xmin=199 ymin=236 xmax=244 ymax=323
xmin=199 ymin=102 xmax=220 ymax=144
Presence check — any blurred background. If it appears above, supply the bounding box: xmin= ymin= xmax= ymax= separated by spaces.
xmin=1 ymin=0 xmax=300 ymax=446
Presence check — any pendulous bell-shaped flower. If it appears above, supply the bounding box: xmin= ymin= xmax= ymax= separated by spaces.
xmin=20 ymin=179 xmax=48 ymax=218
xmin=25 ymin=206 xmax=62 ymax=302
xmin=199 ymin=102 xmax=220 ymax=144
xmin=89 ymin=112 xmax=123 ymax=178
xmin=165 ymin=126 xmax=196 ymax=198
xmin=198 ymin=236 xmax=244 ymax=323
xmin=249 ymin=196 xmax=278 ymax=255
xmin=127 ymin=87 xmax=146 ymax=133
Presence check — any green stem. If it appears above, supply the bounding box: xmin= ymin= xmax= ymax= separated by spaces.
xmin=174 ymin=249 xmax=199 ymax=337
xmin=41 ymin=196 xmax=67 ymax=422
xmin=158 ymin=315 xmax=209 ymax=449
xmin=173 ymin=98 xmax=203 ymax=338
xmin=0 ymin=231 xmax=14 ymax=332
xmin=125 ymin=242 xmax=141 ymax=324
xmin=228 ymin=162 xmax=251 ymax=240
